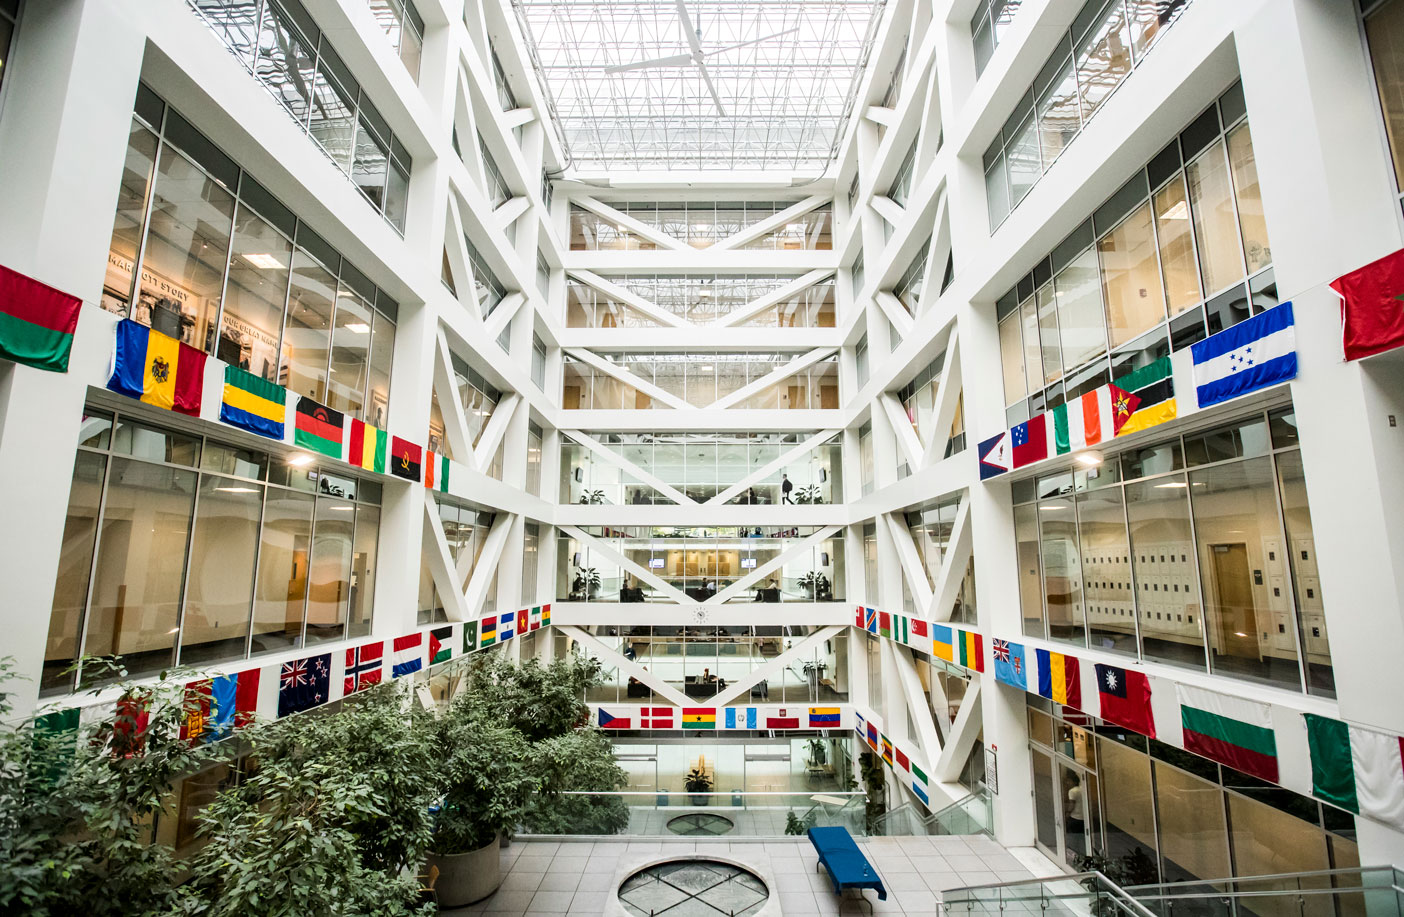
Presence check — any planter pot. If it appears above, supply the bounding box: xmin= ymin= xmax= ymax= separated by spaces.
xmin=689 ymin=794 xmax=709 ymax=806
xmin=427 ymin=835 xmax=501 ymax=908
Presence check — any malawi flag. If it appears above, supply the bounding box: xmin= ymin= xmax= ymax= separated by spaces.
xmin=0 ymin=264 xmax=82 ymax=372
xmin=1331 ymin=246 xmax=1404 ymax=361
xmin=1113 ymin=357 xmax=1176 ymax=436
xmin=424 ymin=450 xmax=449 ymax=492
xmin=1176 ymin=685 xmax=1277 ymax=782
xmin=1036 ymin=649 xmax=1082 ymax=709
xmin=1305 ymin=714 xmax=1404 ymax=831
xmin=294 ymin=397 xmax=344 ymax=458
xmin=390 ymin=436 xmax=421 ymax=482
xmin=1094 ymin=664 xmax=1155 ymax=738
xmin=348 ymin=419 xmax=387 ymax=473
xmin=221 ymin=365 xmax=286 ymax=439
xmin=429 ymin=626 xmax=453 ymax=664
xmin=108 ymin=319 xmax=206 ymax=415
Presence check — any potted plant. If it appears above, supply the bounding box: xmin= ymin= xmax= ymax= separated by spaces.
xmin=794 ymin=484 xmax=824 ymax=504
xmin=578 ymin=489 xmax=605 ymax=504
xmin=571 ymin=566 xmax=601 ymax=599
xmin=796 ymin=572 xmax=832 ymax=601
xmin=685 ymin=766 xmax=713 ymax=806
xmin=806 ymin=738 xmax=828 ymax=769
xmin=801 ymin=660 xmax=829 ymax=690
xmin=784 ymin=809 xmax=817 ymax=835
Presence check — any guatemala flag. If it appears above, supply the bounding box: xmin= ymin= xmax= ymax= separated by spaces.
xmin=1191 ymin=302 xmax=1297 ymax=409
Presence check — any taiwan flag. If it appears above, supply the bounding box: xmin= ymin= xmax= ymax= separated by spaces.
xmin=1094 ymin=663 xmax=1155 ymax=738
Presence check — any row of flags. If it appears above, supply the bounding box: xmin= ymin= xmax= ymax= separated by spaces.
xmin=854 ymin=606 xmax=985 ymax=673
xmin=597 ymin=705 xmax=843 ymax=731
xmin=855 ymin=711 xmax=934 ymax=810
xmin=479 ymin=605 xmax=551 ymax=648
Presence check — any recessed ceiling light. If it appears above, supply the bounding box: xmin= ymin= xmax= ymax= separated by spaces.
xmin=1155 ymin=481 xmax=1188 ymax=489
xmin=344 ymin=322 xmax=371 ymax=334
xmin=215 ymin=486 xmax=259 ymax=494
xmin=1075 ymin=451 xmax=1103 ymax=467
xmin=242 ymin=253 xmax=285 ymax=269
xmin=1160 ymin=200 xmax=1189 ymax=220
xmin=287 ymin=453 xmax=315 ymax=467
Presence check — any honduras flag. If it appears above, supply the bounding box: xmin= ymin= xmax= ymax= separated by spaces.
xmin=1192 ymin=302 xmax=1297 ymax=409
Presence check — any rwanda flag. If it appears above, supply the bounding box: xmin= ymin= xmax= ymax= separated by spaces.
xmin=294 ymin=396 xmax=344 ymax=458
xmin=108 ymin=319 xmax=206 ymax=415
xmin=220 ymin=364 xmax=286 ymax=439
xmin=0 ymin=264 xmax=81 ymax=373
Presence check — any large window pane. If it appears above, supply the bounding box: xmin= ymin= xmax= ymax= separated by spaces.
xmin=1125 ymin=0 xmax=1186 ymax=61
xmin=1016 ymin=503 xmax=1046 ymax=638
xmin=1153 ymin=760 xmax=1230 ymax=884
xmin=1075 ymin=1 xmax=1134 ymax=121
xmin=102 ymin=121 xmax=160 ymax=316
xmin=1007 ymin=114 xmax=1042 ymax=206
xmin=1126 ymin=474 xmax=1205 ymax=670
xmin=219 ymin=205 xmax=291 ymax=379
xmin=1080 ymin=487 xmax=1136 ymax=654
xmin=986 ymin=155 xmax=1010 ymax=228
xmin=366 ymin=312 xmax=394 ymax=427
xmin=1189 ymin=457 xmax=1301 ymax=690
xmin=84 ymin=458 xmax=197 ymax=680
xmin=1040 ymin=496 xmax=1084 ymax=645
xmin=255 ymin=3 xmax=316 ymax=127
xmin=353 ymin=117 xmax=390 ymax=211
xmin=1226 ymin=123 xmax=1272 ymax=275
xmin=1365 ymin=0 xmax=1404 ymax=193
xmin=1055 ymin=247 xmax=1109 ymax=369
xmin=43 ymin=451 xmax=107 ymax=694
xmin=281 ymin=249 xmax=336 ymax=401
xmin=1153 ymin=175 xmax=1201 ymax=316
xmin=327 ymin=288 xmax=372 ymax=417
xmin=1275 ymin=450 xmax=1334 ymax=697
xmin=1037 ymin=56 xmax=1081 ymax=167
xmin=385 ymin=160 xmax=410 ymax=232
xmin=135 ymin=145 xmax=234 ymax=351
xmin=1185 ymin=139 xmax=1244 ymax=296
xmin=1099 ymin=737 xmax=1159 ymax=876
xmin=1100 ymin=203 xmax=1167 ymax=348
xmin=306 ymin=495 xmax=355 ymax=644
xmin=307 ymin=58 xmax=356 ymax=173
xmin=1020 ymin=295 xmax=1044 ymax=393
xmin=181 ymin=475 xmax=261 ymax=665
xmin=251 ymin=487 xmax=314 ymax=654
xmin=1227 ymin=792 xmax=1332 ymax=917
xmin=1036 ymin=283 xmax=1063 ymax=385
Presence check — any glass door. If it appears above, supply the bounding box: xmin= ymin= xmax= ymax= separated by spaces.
xmin=1032 ymin=749 xmax=1060 ymax=857
xmin=1059 ymin=762 xmax=1100 ymax=868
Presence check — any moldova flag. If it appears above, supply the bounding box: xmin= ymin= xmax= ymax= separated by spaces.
xmin=220 ymin=364 xmax=285 ymax=439
xmin=424 ymin=450 xmax=449 ymax=492
xmin=682 ymin=708 xmax=716 ymax=730
xmin=349 ymin=419 xmax=387 ymax=472
xmin=390 ymin=436 xmax=421 ymax=482
xmin=429 ymin=626 xmax=453 ymax=665
xmin=809 ymin=707 xmax=840 ymax=728
xmin=294 ymin=396 xmax=344 ymax=458
xmin=107 ymin=319 xmax=206 ymax=415
xmin=0 ymin=263 xmax=82 ymax=373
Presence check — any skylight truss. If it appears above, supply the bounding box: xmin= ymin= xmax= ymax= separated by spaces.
xmin=511 ymin=0 xmax=887 ymax=173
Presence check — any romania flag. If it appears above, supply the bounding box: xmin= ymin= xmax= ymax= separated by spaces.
xmin=1036 ymin=648 xmax=1082 ymax=708
xmin=959 ymin=630 xmax=984 ymax=672
xmin=107 ymin=319 xmax=206 ymax=416
xmin=220 ymin=365 xmax=285 ymax=439
xmin=349 ymin=419 xmax=387 ymax=473
xmin=682 ymin=707 xmax=716 ymax=730
xmin=932 ymin=624 xmax=954 ymax=663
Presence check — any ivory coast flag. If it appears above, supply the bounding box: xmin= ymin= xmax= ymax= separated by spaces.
xmin=1305 ymin=714 xmax=1404 ymax=831
xmin=1113 ymin=357 xmax=1176 ymax=436
xmin=348 ymin=419 xmax=387 ymax=473
xmin=424 ymin=450 xmax=449 ymax=492
xmin=1051 ymin=383 xmax=1139 ymax=454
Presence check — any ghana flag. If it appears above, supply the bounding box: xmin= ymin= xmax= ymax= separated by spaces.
xmin=424 ymin=450 xmax=449 ymax=492
xmin=0 ymin=264 xmax=82 ymax=373
xmin=348 ymin=419 xmax=387 ymax=473
xmin=294 ymin=397 xmax=344 ymax=458
xmin=108 ymin=319 xmax=206 ymax=416
xmin=390 ymin=436 xmax=421 ymax=482
xmin=682 ymin=707 xmax=716 ymax=730
xmin=1113 ymin=356 xmax=1176 ymax=436
xmin=220 ymin=365 xmax=286 ymax=439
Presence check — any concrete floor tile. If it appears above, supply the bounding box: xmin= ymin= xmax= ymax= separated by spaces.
xmin=526 ymin=889 xmax=574 ymax=913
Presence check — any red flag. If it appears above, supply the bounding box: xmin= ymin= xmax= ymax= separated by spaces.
xmin=233 ymin=669 xmax=260 ymax=728
xmin=181 ymin=680 xmax=212 ymax=744
xmin=112 ymin=691 xmax=152 ymax=757
xmin=1011 ymin=412 xmax=1049 ymax=468
xmin=1094 ymin=664 xmax=1155 ymax=738
xmin=1332 ymin=247 xmax=1404 ymax=360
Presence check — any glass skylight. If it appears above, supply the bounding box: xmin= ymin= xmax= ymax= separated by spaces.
xmin=511 ymin=0 xmax=887 ymax=173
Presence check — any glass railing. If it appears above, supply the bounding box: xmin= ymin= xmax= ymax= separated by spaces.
xmin=518 ymin=790 xmax=867 ymax=837
xmin=944 ymin=871 xmax=1164 ymax=917
xmin=870 ymin=788 xmax=993 ymax=837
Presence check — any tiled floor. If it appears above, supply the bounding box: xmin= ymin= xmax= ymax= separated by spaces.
xmin=440 ymin=835 xmax=1050 ymax=916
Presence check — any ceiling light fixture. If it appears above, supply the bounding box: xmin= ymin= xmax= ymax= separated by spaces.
xmin=287 ymin=453 xmax=315 ymax=467
xmin=1160 ymin=200 xmax=1189 ymax=220
xmin=1075 ymin=451 xmax=1103 ymax=467
xmin=344 ymin=322 xmax=371 ymax=334
xmin=242 ymin=253 xmax=285 ymax=269
xmin=215 ymin=486 xmax=259 ymax=494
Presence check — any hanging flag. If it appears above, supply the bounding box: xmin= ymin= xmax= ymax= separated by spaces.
xmin=878 ymin=611 xmax=892 ymax=638
xmin=277 ymin=654 xmax=331 ymax=718
xmin=181 ymin=680 xmax=211 ymax=744
xmin=768 ymin=709 xmax=800 ymax=729
xmin=348 ymin=419 xmax=387 ymax=473
xmin=391 ymin=633 xmax=424 ymax=678
xmin=541 ymin=604 xmax=551 ymax=626
xmin=1176 ymin=685 xmax=1277 ymax=782
xmin=809 ymin=707 xmax=840 ymax=728
xmin=529 ymin=606 xmax=542 ymax=631
xmin=932 ymin=624 xmax=955 ymax=663
xmin=294 ymin=397 xmax=344 ymax=458
xmin=865 ymin=607 xmax=877 ymax=634
xmin=1113 ymin=357 xmax=1176 ymax=436
xmin=344 ymin=642 xmax=384 ymax=694
xmin=854 ymin=605 xmax=865 ymax=628
xmin=209 ymin=671 xmax=259 ymax=736
xmin=1094 ymin=663 xmax=1155 ymax=737
xmin=640 ymin=707 xmax=674 ymax=728
xmin=0 ymin=264 xmax=82 ymax=373
xmin=894 ymin=614 xmax=909 ymax=645
xmin=1051 ymin=384 xmax=1140 ymax=455
xmin=911 ymin=618 xmax=929 ymax=639
xmin=390 ymin=436 xmax=422 ymax=482
xmin=107 ymin=319 xmax=206 ymax=415
xmin=1331 ymin=246 xmax=1404 ymax=360
xmin=1035 ymin=648 xmax=1082 ymax=709
xmin=959 ymin=631 xmax=984 ymax=672
xmin=424 ymin=450 xmax=450 ymax=492
xmin=1305 ymin=714 xmax=1404 ymax=831
xmin=33 ymin=706 xmax=80 ymax=776
xmin=895 ymin=746 xmax=910 ymax=771
xmin=993 ymin=638 xmax=1027 ymax=690
xmin=682 ymin=708 xmax=716 ymax=730
xmin=1011 ymin=413 xmax=1052 ymax=468
xmin=220 ymin=364 xmax=286 ymax=439
xmin=978 ymin=431 xmax=1011 ymax=479
xmin=498 ymin=610 xmax=516 ymax=641
xmin=112 ymin=691 xmax=152 ymax=758
xmin=599 ymin=708 xmax=631 ymax=729
xmin=866 ymin=721 xmax=879 ymax=752
xmin=911 ymin=762 xmax=931 ymax=806
xmin=429 ymin=626 xmax=453 ymax=665
xmin=480 ymin=615 xmax=497 ymax=647
xmin=516 ymin=607 xmax=529 ymax=636
xmin=1192 ymin=302 xmax=1297 ymax=409
xmin=855 ymin=712 xmax=866 ymax=741
xmin=461 ymin=622 xmax=477 ymax=653
xmin=880 ymin=735 xmax=894 ymax=766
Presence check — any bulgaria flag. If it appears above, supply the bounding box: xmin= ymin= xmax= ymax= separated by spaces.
xmin=1305 ymin=714 xmax=1404 ymax=831
xmin=0 ymin=264 xmax=82 ymax=373
xmin=1051 ymin=384 xmax=1139 ymax=455
xmin=1176 ymin=685 xmax=1277 ymax=782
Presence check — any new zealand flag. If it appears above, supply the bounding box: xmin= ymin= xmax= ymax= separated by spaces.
xmin=278 ymin=653 xmax=331 ymax=718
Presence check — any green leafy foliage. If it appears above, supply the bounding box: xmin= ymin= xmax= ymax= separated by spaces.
xmin=522 ymin=729 xmax=630 ymax=836
xmin=859 ymin=751 xmax=887 ymax=834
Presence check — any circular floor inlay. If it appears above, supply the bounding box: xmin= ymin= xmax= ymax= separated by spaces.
xmin=665 ymin=813 xmax=736 ymax=836
xmin=619 ymin=859 xmax=768 ymax=916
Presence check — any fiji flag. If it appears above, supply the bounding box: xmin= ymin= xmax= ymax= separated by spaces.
xmin=107 ymin=319 xmax=206 ymax=416
xmin=1192 ymin=302 xmax=1297 ymax=409
xmin=278 ymin=654 xmax=331 ymax=718
xmin=993 ymin=639 xmax=1027 ymax=690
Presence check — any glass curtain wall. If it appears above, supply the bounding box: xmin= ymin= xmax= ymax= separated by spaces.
xmin=897 ymin=349 xmax=967 ymax=458
xmin=561 ymin=353 xmax=839 ymax=410
xmin=971 ymin=0 xmax=1022 ymax=76
xmin=365 ymin=0 xmax=424 ymax=81
xmin=566 ymin=274 xmax=836 ymax=327
xmin=44 ymin=406 xmax=381 ymax=695
xmin=417 ymin=502 xmax=494 ymax=625
xmin=569 ymin=202 xmax=833 ymax=250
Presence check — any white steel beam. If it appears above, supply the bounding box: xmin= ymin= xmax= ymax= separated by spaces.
xmin=473 ymin=392 xmax=520 ymax=472
xmin=423 ymin=493 xmax=473 ymax=622
xmin=919 ymin=329 xmax=962 ymax=469
xmin=707 ymin=347 xmax=837 ymax=410
xmin=560 ymin=524 xmax=697 ymax=605
xmin=706 ymin=524 xmax=843 ymax=605
xmin=559 ymin=625 xmax=692 ymax=707
xmin=711 ymin=194 xmax=829 ymax=252
xmin=567 ymin=269 xmax=688 ymax=328
xmin=933 ymin=680 xmax=982 ymax=783
xmin=883 ymin=512 xmax=934 ymax=614
xmin=880 ymin=392 xmax=924 ymax=473
xmin=564 ymin=347 xmax=692 ymax=410
xmin=573 ymin=196 xmax=688 ymax=251
xmin=708 ymin=625 xmax=843 ymax=707
xmin=713 ymin=269 xmax=834 ymax=328
xmin=925 ymin=496 xmax=972 ymax=622
xmin=432 ymin=330 xmax=474 ymax=462
xmin=706 ymin=429 xmax=841 ymax=506
xmin=561 ymin=429 xmax=696 ymax=506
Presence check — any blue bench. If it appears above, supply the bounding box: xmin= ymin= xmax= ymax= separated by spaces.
xmin=807 ymin=826 xmax=887 ymax=905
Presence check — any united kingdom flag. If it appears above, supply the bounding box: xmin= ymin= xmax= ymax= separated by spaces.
xmin=993 ymin=639 xmax=1012 ymax=664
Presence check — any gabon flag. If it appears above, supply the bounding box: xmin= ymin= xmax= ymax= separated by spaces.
xmin=1331 ymin=246 xmax=1404 ymax=361
xmin=0 ymin=264 xmax=82 ymax=373
xmin=107 ymin=319 xmax=206 ymax=415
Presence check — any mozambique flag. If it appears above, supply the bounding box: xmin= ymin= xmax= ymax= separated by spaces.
xmin=107 ymin=319 xmax=206 ymax=415
xmin=682 ymin=707 xmax=717 ymax=730
xmin=1036 ymin=649 xmax=1082 ymax=708
xmin=294 ymin=397 xmax=344 ymax=458
xmin=429 ymin=626 xmax=453 ymax=665
xmin=349 ymin=419 xmax=387 ymax=473
xmin=0 ymin=264 xmax=81 ymax=373
xmin=959 ymin=630 xmax=984 ymax=672
xmin=390 ymin=436 xmax=421 ymax=482
xmin=1113 ymin=356 xmax=1176 ymax=436
xmin=480 ymin=614 xmax=497 ymax=647
xmin=424 ymin=450 xmax=450 ymax=492
xmin=220 ymin=365 xmax=285 ymax=439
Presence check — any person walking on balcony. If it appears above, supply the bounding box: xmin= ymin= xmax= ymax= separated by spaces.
xmin=781 ymin=473 xmax=794 ymax=504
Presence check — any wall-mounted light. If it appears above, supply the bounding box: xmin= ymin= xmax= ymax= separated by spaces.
xmin=1075 ymin=450 xmax=1103 ymax=467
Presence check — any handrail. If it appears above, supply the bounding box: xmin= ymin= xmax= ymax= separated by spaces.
xmin=1121 ymin=864 xmax=1401 ymax=892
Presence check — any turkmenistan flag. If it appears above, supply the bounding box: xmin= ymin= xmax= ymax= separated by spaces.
xmin=1113 ymin=356 xmax=1176 ymax=436
xmin=0 ymin=264 xmax=82 ymax=373
xmin=294 ymin=396 xmax=344 ymax=458
xmin=1176 ymin=684 xmax=1277 ymax=782
xmin=1305 ymin=714 xmax=1404 ymax=831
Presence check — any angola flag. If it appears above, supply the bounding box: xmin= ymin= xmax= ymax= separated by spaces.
xmin=390 ymin=436 xmax=421 ymax=482
xmin=220 ymin=364 xmax=286 ymax=439
xmin=294 ymin=397 xmax=344 ymax=458
xmin=349 ymin=419 xmax=387 ymax=473
xmin=1113 ymin=357 xmax=1176 ymax=436
xmin=0 ymin=264 xmax=82 ymax=373
xmin=107 ymin=319 xmax=206 ymax=415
